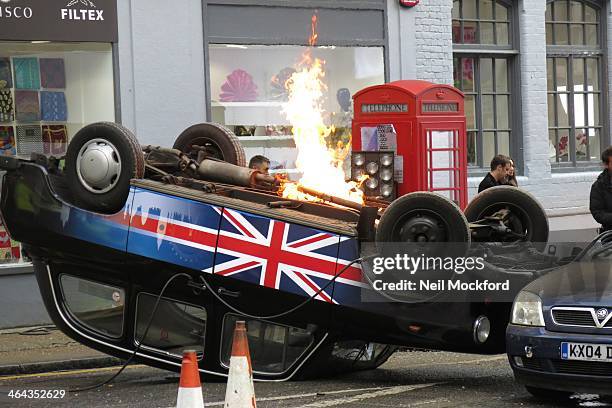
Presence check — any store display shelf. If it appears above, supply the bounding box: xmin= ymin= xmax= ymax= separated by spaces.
xmin=237 ymin=135 xmax=294 ymax=142
xmin=211 ymin=101 xmax=289 ymax=127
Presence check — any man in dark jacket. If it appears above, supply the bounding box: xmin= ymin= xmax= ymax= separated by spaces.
xmin=478 ymin=154 xmax=511 ymax=193
xmin=590 ymin=147 xmax=612 ymax=232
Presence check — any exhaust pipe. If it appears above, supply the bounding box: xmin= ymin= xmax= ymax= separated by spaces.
xmin=197 ymin=159 xmax=276 ymax=188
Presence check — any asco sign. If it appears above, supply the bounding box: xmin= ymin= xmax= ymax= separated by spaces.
xmin=399 ymin=0 xmax=420 ymax=7
xmin=0 ymin=0 xmax=117 ymax=42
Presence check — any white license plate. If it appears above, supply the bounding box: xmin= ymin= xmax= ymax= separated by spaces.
xmin=561 ymin=342 xmax=612 ymax=362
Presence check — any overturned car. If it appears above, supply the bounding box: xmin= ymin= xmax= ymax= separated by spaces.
xmin=0 ymin=122 xmax=554 ymax=380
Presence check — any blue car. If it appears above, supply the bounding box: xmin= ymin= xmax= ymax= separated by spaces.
xmin=507 ymin=232 xmax=612 ymax=398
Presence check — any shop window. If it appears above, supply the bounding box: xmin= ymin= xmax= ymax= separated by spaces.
xmin=60 ymin=275 xmax=125 ymax=338
xmin=208 ymin=45 xmax=384 ymax=176
xmin=0 ymin=42 xmax=115 ymax=265
xmin=220 ymin=314 xmax=314 ymax=374
xmin=452 ymin=0 xmax=517 ymax=170
xmin=135 ymin=294 xmax=206 ymax=359
xmin=546 ymin=1 xmax=604 ymax=165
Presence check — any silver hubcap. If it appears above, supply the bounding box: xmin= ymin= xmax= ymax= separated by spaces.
xmin=76 ymin=138 xmax=122 ymax=194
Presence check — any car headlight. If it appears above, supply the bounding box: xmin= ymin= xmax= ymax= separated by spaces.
xmin=511 ymin=291 xmax=545 ymax=327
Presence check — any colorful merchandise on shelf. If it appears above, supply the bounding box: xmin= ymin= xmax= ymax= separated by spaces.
xmin=40 ymin=91 xmax=68 ymax=122
xmin=0 ymin=126 xmax=16 ymax=156
xmin=0 ymin=58 xmax=12 ymax=89
xmin=40 ymin=58 xmax=66 ymax=89
xmin=42 ymin=125 xmax=68 ymax=156
xmin=0 ymin=89 xmax=13 ymax=122
xmin=270 ymin=67 xmax=296 ymax=101
xmin=16 ymin=125 xmax=43 ymax=156
xmin=15 ymin=90 xmax=40 ymax=122
xmin=13 ymin=57 xmax=40 ymax=90
xmin=219 ymin=69 xmax=258 ymax=102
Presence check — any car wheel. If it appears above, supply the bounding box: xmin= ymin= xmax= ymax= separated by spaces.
xmin=464 ymin=186 xmax=548 ymax=247
xmin=173 ymin=123 xmax=246 ymax=166
xmin=376 ymin=192 xmax=471 ymax=245
xmin=525 ymin=386 xmax=572 ymax=400
xmin=65 ymin=122 xmax=144 ymax=214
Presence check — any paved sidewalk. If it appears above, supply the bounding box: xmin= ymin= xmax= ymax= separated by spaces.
xmin=0 ymin=326 xmax=121 ymax=376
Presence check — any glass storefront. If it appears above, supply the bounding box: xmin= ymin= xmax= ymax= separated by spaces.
xmin=0 ymin=41 xmax=115 ymax=265
xmin=208 ymin=43 xmax=385 ymax=175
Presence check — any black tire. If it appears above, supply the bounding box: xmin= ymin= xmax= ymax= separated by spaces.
xmin=376 ymin=192 xmax=471 ymax=244
xmin=525 ymin=386 xmax=572 ymax=400
xmin=465 ymin=186 xmax=548 ymax=245
xmin=65 ymin=122 xmax=144 ymax=214
xmin=173 ymin=123 xmax=246 ymax=166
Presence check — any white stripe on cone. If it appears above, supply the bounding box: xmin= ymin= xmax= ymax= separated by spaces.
xmin=177 ymin=386 xmax=204 ymax=408
xmin=224 ymin=356 xmax=256 ymax=408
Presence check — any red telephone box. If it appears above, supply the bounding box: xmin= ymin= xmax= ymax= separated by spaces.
xmin=352 ymin=80 xmax=467 ymax=209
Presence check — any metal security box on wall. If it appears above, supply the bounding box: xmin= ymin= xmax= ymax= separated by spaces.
xmin=352 ymin=80 xmax=467 ymax=209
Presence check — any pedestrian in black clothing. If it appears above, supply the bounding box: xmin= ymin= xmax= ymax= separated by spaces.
xmin=503 ymin=159 xmax=518 ymax=187
xmin=478 ymin=154 xmax=511 ymax=193
xmin=590 ymin=146 xmax=612 ymax=232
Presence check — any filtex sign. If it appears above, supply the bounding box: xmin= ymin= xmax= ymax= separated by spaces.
xmin=0 ymin=0 xmax=117 ymax=42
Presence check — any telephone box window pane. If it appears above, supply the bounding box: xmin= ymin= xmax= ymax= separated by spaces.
xmin=480 ymin=23 xmax=495 ymax=44
xmin=546 ymin=4 xmax=552 ymax=21
xmin=483 ymin=132 xmax=495 ymax=165
xmin=496 ymin=23 xmax=509 ymax=46
xmin=496 ymin=95 xmax=509 ymax=129
xmin=135 ymin=294 xmax=206 ymax=358
xmin=60 ymin=275 xmax=124 ymax=338
xmin=481 ymin=0 xmax=494 ymax=20
xmin=480 ymin=58 xmax=493 ymax=92
xmin=570 ymin=24 xmax=584 ymax=45
xmin=467 ymin=131 xmax=477 ymax=165
xmin=482 ymin=95 xmax=494 ymax=129
xmin=221 ymin=315 xmax=314 ymax=374
xmin=431 ymin=150 xmax=455 ymax=169
xmin=495 ymin=59 xmax=508 ymax=92
xmin=463 ymin=0 xmax=477 ymax=19
xmin=589 ymin=128 xmax=600 ymax=161
xmin=465 ymin=95 xmax=476 ymax=130
xmin=555 ymin=24 xmax=569 ymax=45
xmin=576 ymin=129 xmax=588 ymax=161
xmin=585 ymin=25 xmax=598 ymax=46
xmin=498 ymin=132 xmax=510 ymax=156
xmin=586 ymin=58 xmax=599 ymax=90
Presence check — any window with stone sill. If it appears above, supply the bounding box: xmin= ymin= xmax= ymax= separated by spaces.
xmin=546 ymin=0 xmax=605 ymax=166
xmin=452 ymin=0 xmax=516 ymax=169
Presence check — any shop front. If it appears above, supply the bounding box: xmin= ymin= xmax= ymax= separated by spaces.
xmin=0 ymin=0 xmax=118 ymax=267
xmin=204 ymin=0 xmax=388 ymax=176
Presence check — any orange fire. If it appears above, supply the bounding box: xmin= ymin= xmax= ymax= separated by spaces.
xmin=280 ymin=15 xmax=365 ymax=205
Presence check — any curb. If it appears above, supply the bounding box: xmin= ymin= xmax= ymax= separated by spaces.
xmin=0 ymin=356 xmax=123 ymax=377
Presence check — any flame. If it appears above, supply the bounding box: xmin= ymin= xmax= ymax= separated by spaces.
xmin=280 ymin=15 xmax=365 ymax=205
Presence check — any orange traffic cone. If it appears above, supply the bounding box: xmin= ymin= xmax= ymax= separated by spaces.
xmin=176 ymin=350 xmax=204 ymax=408
xmin=224 ymin=321 xmax=256 ymax=408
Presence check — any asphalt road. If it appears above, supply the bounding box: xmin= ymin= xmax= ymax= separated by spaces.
xmin=0 ymin=351 xmax=610 ymax=408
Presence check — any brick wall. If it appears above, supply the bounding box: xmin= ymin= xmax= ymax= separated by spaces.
xmin=414 ymin=0 xmax=454 ymax=85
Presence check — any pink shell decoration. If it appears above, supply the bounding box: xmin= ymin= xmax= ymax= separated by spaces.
xmin=219 ymin=69 xmax=258 ymax=102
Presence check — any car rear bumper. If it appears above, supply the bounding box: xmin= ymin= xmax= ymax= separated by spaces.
xmin=507 ymin=324 xmax=612 ymax=395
